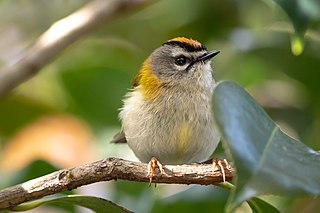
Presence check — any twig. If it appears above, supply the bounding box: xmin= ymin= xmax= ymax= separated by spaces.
xmin=0 ymin=0 xmax=148 ymax=98
xmin=0 ymin=157 xmax=234 ymax=210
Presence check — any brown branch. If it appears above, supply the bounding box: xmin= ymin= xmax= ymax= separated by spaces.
xmin=0 ymin=0 xmax=149 ymax=98
xmin=0 ymin=157 xmax=234 ymax=210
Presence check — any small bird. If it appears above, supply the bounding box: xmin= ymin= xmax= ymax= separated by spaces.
xmin=112 ymin=37 xmax=222 ymax=179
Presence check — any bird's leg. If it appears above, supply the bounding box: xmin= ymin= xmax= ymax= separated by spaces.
xmin=212 ymin=158 xmax=232 ymax=182
xmin=147 ymin=157 xmax=164 ymax=185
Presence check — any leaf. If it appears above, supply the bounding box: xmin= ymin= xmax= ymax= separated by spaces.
xmin=212 ymin=81 xmax=320 ymax=211
xmin=247 ymin=197 xmax=281 ymax=213
xmin=11 ymin=194 xmax=132 ymax=213
xmin=271 ymin=0 xmax=320 ymax=55
xmin=152 ymin=185 xmax=230 ymax=213
xmin=290 ymin=33 xmax=304 ymax=56
xmin=10 ymin=159 xmax=58 ymax=185
xmin=0 ymin=96 xmax=47 ymax=136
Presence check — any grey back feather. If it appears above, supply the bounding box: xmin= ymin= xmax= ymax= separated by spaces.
xmin=110 ymin=131 xmax=127 ymax=143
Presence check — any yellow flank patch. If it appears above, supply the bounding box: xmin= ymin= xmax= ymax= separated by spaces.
xmin=135 ymin=57 xmax=162 ymax=100
xmin=168 ymin=37 xmax=202 ymax=48
xmin=177 ymin=122 xmax=191 ymax=158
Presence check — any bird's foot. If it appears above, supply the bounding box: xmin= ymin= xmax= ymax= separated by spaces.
xmin=147 ymin=157 xmax=164 ymax=185
xmin=212 ymin=158 xmax=232 ymax=182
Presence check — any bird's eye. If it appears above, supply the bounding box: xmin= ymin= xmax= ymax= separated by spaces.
xmin=175 ymin=56 xmax=188 ymax=66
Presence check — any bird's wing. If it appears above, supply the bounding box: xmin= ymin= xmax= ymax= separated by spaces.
xmin=110 ymin=131 xmax=127 ymax=143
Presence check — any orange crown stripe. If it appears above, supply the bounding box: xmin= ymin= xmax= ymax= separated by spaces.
xmin=168 ymin=37 xmax=202 ymax=48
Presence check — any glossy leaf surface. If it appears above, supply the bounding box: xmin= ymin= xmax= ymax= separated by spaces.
xmin=212 ymin=81 xmax=320 ymax=211
xmin=12 ymin=194 xmax=132 ymax=213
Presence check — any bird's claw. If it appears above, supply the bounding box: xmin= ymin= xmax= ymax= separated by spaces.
xmin=147 ymin=157 xmax=164 ymax=185
xmin=212 ymin=158 xmax=231 ymax=182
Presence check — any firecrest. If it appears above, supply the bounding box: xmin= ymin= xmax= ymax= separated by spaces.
xmin=112 ymin=37 xmax=221 ymax=165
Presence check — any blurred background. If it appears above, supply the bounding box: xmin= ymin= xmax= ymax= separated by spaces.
xmin=0 ymin=0 xmax=319 ymax=212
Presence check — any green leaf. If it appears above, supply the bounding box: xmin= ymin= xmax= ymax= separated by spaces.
xmin=0 ymin=96 xmax=48 ymax=136
xmin=10 ymin=159 xmax=58 ymax=186
xmin=271 ymin=0 xmax=320 ymax=55
xmin=152 ymin=185 xmax=230 ymax=213
xmin=247 ymin=197 xmax=281 ymax=213
xmin=212 ymin=81 xmax=320 ymax=211
xmin=290 ymin=33 xmax=304 ymax=56
xmin=273 ymin=0 xmax=310 ymax=34
xmin=11 ymin=194 xmax=132 ymax=213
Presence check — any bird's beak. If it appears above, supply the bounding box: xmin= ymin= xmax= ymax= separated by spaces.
xmin=186 ymin=50 xmax=220 ymax=71
xmin=198 ymin=50 xmax=220 ymax=62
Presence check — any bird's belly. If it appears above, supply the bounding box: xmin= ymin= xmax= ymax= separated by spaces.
xmin=123 ymin=109 xmax=219 ymax=164
xmin=121 ymin=89 xmax=220 ymax=164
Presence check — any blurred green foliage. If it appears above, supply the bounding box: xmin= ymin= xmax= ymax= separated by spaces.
xmin=0 ymin=0 xmax=320 ymax=212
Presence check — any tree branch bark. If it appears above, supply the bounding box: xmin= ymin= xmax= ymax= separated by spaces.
xmin=0 ymin=0 xmax=148 ymax=98
xmin=0 ymin=157 xmax=234 ymax=210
